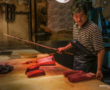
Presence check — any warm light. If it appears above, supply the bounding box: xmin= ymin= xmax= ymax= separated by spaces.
xmin=56 ymin=0 xmax=70 ymax=3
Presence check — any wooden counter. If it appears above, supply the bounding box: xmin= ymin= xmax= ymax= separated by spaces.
xmin=0 ymin=57 xmax=108 ymax=90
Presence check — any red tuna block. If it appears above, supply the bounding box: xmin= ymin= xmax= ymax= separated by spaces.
xmin=25 ymin=65 xmax=40 ymax=74
xmin=37 ymin=60 xmax=55 ymax=66
xmin=68 ymin=72 xmax=96 ymax=83
xmin=26 ymin=69 xmax=45 ymax=78
xmin=37 ymin=55 xmax=55 ymax=66
xmin=27 ymin=65 xmax=39 ymax=70
xmin=63 ymin=70 xmax=85 ymax=77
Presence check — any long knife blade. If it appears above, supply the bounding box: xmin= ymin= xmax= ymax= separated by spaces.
xmin=4 ymin=34 xmax=73 ymax=55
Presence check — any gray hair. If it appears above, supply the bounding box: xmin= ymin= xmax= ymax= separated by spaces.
xmin=71 ymin=2 xmax=88 ymax=15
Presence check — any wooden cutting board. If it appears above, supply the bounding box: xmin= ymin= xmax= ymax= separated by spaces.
xmin=0 ymin=58 xmax=108 ymax=90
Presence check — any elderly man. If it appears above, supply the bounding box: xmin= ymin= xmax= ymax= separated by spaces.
xmin=57 ymin=2 xmax=105 ymax=80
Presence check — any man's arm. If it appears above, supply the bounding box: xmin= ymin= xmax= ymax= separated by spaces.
xmin=64 ymin=43 xmax=73 ymax=51
xmin=96 ymin=48 xmax=105 ymax=80
xmin=57 ymin=43 xmax=73 ymax=53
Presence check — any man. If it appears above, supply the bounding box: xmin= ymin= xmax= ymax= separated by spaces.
xmin=57 ymin=2 xmax=105 ymax=80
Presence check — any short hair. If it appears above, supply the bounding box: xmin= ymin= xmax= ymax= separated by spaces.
xmin=71 ymin=2 xmax=88 ymax=15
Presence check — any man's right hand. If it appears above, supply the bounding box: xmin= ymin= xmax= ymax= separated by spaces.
xmin=56 ymin=47 xmax=66 ymax=54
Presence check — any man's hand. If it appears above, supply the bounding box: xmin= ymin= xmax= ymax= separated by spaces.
xmin=56 ymin=47 xmax=66 ymax=54
xmin=56 ymin=43 xmax=72 ymax=54
xmin=96 ymin=48 xmax=105 ymax=80
xmin=96 ymin=70 xmax=103 ymax=80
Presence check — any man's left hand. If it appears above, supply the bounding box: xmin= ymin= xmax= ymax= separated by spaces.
xmin=96 ymin=70 xmax=103 ymax=80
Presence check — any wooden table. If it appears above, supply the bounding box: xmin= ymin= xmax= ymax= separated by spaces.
xmin=0 ymin=57 xmax=108 ymax=90
xmin=0 ymin=49 xmax=109 ymax=90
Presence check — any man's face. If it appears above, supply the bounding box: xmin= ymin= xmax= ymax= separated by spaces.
xmin=73 ymin=11 xmax=88 ymax=27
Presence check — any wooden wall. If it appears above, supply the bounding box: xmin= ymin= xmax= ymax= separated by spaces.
xmin=0 ymin=0 xmax=32 ymax=49
xmin=0 ymin=0 xmax=73 ymax=50
xmin=0 ymin=13 xmax=7 ymax=49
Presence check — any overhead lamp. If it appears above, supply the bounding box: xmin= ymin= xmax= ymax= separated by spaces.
xmin=3 ymin=0 xmax=14 ymax=4
xmin=56 ymin=0 xmax=70 ymax=3
xmin=17 ymin=0 xmax=28 ymax=5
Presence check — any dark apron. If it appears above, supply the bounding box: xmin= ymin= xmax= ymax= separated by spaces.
xmin=70 ymin=40 xmax=97 ymax=73
xmin=73 ymin=55 xmax=97 ymax=73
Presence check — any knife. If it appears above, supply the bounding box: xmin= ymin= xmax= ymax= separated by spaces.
xmin=4 ymin=34 xmax=73 ymax=55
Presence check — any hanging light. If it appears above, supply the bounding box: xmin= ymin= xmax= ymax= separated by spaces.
xmin=0 ymin=0 xmax=4 ymax=4
xmin=17 ymin=0 xmax=28 ymax=5
xmin=3 ymin=0 xmax=14 ymax=4
xmin=56 ymin=0 xmax=70 ymax=3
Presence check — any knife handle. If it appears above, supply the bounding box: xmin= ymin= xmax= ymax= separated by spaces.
xmin=56 ymin=49 xmax=73 ymax=55
xmin=63 ymin=51 xmax=73 ymax=55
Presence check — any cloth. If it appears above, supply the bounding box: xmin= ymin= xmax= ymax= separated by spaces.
xmin=0 ymin=65 xmax=13 ymax=74
xmin=70 ymin=40 xmax=96 ymax=57
xmin=70 ymin=39 xmax=97 ymax=73
xmin=63 ymin=70 xmax=85 ymax=77
xmin=68 ymin=72 xmax=96 ymax=83
xmin=73 ymin=55 xmax=97 ymax=73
